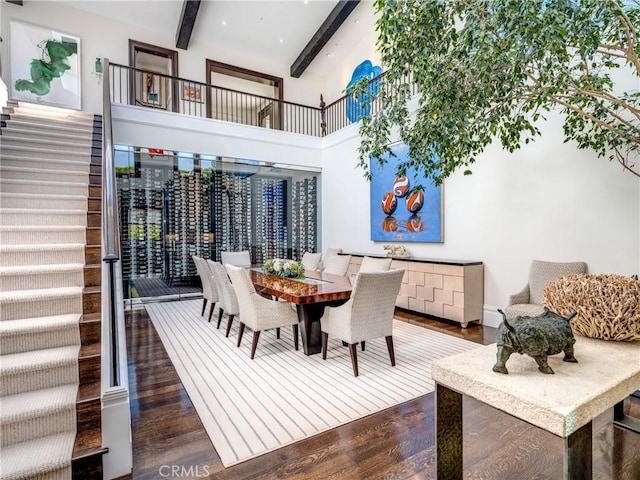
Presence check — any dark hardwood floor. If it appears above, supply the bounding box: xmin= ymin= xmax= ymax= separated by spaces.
xmin=126 ymin=304 xmax=640 ymax=479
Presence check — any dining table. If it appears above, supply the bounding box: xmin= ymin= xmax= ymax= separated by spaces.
xmin=248 ymin=268 xmax=353 ymax=355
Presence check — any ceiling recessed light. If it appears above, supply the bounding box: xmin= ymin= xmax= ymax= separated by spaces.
xmin=279 ymin=38 xmax=284 ymax=44
xmin=326 ymin=53 xmax=333 ymax=57
xmin=221 ymin=20 xmax=227 ymax=26
xmin=355 ymin=19 xmax=360 ymax=24
xmin=303 ymin=0 xmax=309 ymax=4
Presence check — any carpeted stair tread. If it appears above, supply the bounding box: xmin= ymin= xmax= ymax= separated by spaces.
xmin=0 ymin=210 xmax=87 ymax=227
xmin=0 ymin=144 xmax=92 ymax=160
xmin=0 ymin=153 xmax=91 ymax=169
xmin=5 ymin=113 xmax=94 ymax=129
xmin=0 ymin=226 xmax=86 ymax=245
xmin=0 ymin=207 xmax=87 ymax=213
xmin=0 ymin=244 xmax=85 ymax=267
xmin=0 ymin=134 xmax=92 ymax=151
xmin=0 ymin=243 xmax=85 ymax=253
xmin=0 ymin=384 xmax=78 ymax=425
xmin=0 ymin=286 xmax=83 ymax=304
xmin=0 ymin=314 xmax=81 ymax=355
xmin=0 ymin=264 xmax=84 ymax=275
xmin=0 ymin=345 xmax=80 ymax=376
xmin=0 ymin=314 xmax=80 ymax=336
xmin=0 ymin=179 xmax=87 ymax=196
xmin=0 ymin=193 xmax=87 ymax=210
xmin=2 ymin=124 xmax=93 ymax=143
xmin=9 ymin=102 xmax=96 ymax=119
xmin=0 ymin=432 xmax=75 ymax=480
xmin=0 ymin=193 xmax=87 ymax=202
xmin=0 ymin=166 xmax=88 ymax=183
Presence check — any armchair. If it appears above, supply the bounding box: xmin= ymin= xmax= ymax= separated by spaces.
xmin=504 ymin=259 xmax=587 ymax=319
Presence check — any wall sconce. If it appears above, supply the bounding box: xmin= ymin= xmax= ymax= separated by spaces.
xmin=93 ymin=57 xmax=103 ymax=84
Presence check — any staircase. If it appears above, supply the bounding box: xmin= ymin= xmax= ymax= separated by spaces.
xmin=0 ymin=102 xmax=106 ymax=479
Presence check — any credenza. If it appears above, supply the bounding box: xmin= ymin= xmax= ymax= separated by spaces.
xmin=342 ymin=253 xmax=484 ymax=327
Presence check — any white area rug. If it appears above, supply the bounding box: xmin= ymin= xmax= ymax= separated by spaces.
xmin=145 ymin=299 xmax=480 ymax=467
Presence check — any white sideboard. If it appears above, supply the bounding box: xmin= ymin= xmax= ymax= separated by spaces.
xmin=343 ymin=253 xmax=484 ymax=328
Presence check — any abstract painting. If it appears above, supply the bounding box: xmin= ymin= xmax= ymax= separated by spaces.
xmin=10 ymin=21 xmax=81 ymax=110
xmin=370 ymin=142 xmax=443 ymax=242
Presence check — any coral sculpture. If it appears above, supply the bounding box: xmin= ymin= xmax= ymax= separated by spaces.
xmin=544 ymin=274 xmax=640 ymax=341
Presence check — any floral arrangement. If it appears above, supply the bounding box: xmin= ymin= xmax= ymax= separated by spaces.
xmin=262 ymin=258 xmax=305 ymax=279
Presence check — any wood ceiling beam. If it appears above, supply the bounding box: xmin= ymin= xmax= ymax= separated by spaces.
xmin=290 ymin=0 xmax=360 ymax=78
xmin=175 ymin=0 xmax=201 ymax=50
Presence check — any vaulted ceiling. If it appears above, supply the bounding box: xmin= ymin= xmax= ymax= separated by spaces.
xmin=58 ymin=0 xmax=376 ymax=80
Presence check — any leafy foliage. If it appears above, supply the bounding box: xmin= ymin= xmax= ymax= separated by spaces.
xmin=357 ymin=0 xmax=640 ymax=184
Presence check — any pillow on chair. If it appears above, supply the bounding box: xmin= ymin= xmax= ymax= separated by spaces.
xmin=323 ymin=254 xmax=351 ymax=276
xmin=359 ymin=256 xmax=392 ymax=273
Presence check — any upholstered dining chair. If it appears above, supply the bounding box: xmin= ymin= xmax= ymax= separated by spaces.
xmin=320 ymin=269 xmax=404 ymax=376
xmin=221 ymin=250 xmax=251 ymax=267
xmin=301 ymin=252 xmax=322 ymax=271
xmin=193 ymin=255 xmax=218 ymax=321
xmin=359 ymin=256 xmax=392 ymax=273
xmin=208 ymin=260 xmax=240 ymax=337
xmin=504 ymin=259 xmax=587 ymax=319
xmin=322 ymin=254 xmax=352 ymax=276
xmin=225 ymin=265 xmax=300 ymax=359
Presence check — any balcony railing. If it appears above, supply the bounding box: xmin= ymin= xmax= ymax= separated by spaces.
xmin=109 ymin=63 xmax=418 ymax=138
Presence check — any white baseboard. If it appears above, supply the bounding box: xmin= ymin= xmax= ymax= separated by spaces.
xmin=482 ymin=306 xmax=503 ymax=329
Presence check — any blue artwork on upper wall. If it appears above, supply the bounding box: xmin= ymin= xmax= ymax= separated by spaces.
xmin=370 ymin=142 xmax=443 ymax=243
xmin=345 ymin=60 xmax=382 ymax=123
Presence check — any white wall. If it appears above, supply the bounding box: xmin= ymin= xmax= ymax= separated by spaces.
xmin=0 ymin=1 xmax=328 ymax=113
xmin=321 ymin=114 xmax=640 ymax=326
xmin=112 ymin=104 xmax=323 ymax=170
xmin=319 ymin=1 xmax=380 ymax=104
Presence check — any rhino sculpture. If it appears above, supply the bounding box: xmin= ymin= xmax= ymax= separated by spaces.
xmin=493 ymin=308 xmax=578 ymax=374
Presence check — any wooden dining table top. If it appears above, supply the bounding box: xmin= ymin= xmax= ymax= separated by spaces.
xmin=248 ymin=268 xmax=353 ymax=305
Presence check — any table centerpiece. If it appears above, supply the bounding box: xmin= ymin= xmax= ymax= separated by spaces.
xmin=262 ymin=258 xmax=305 ymax=279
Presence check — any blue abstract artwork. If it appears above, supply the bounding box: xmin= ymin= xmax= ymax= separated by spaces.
xmin=345 ymin=60 xmax=382 ymax=123
xmin=370 ymin=142 xmax=443 ymax=243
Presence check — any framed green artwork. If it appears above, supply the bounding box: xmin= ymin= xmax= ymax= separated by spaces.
xmin=10 ymin=20 xmax=81 ymax=110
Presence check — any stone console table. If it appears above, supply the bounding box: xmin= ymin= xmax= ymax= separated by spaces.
xmin=431 ymin=335 xmax=640 ymax=479
xmin=341 ymin=253 xmax=483 ymax=327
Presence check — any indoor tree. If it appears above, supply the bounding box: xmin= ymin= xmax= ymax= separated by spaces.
xmin=356 ymin=0 xmax=640 ymax=184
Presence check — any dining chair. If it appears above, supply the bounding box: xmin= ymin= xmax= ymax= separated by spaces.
xmin=193 ymin=255 xmax=218 ymax=321
xmin=322 ymin=254 xmax=352 ymax=276
xmin=208 ymin=260 xmax=241 ymax=336
xmin=225 ymin=265 xmax=299 ymax=359
xmin=301 ymin=252 xmax=322 ymax=271
xmin=320 ymin=269 xmax=404 ymax=376
xmin=359 ymin=256 xmax=392 ymax=273
xmin=221 ymin=250 xmax=251 ymax=267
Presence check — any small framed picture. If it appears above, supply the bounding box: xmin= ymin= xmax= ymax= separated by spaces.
xmin=181 ymin=83 xmax=203 ymax=103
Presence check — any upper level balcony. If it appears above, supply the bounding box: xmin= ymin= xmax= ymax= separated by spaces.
xmin=109 ymin=63 xmax=417 ymax=138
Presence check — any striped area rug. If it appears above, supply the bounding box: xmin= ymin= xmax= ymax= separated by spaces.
xmin=145 ymin=299 xmax=480 ymax=467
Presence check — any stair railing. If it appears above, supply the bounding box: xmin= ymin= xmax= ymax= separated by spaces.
xmin=100 ymin=57 xmax=133 ymax=479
